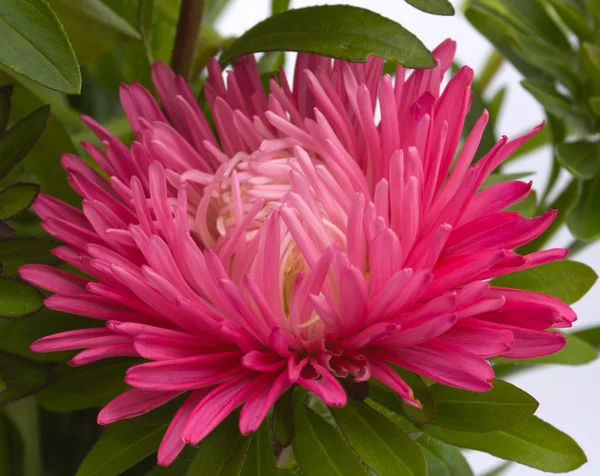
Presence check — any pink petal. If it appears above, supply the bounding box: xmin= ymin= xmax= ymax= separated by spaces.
xmin=182 ymin=372 xmax=258 ymax=444
xmin=69 ymin=343 xmax=138 ymax=366
xmin=158 ymin=390 xmax=208 ymax=466
xmin=378 ymin=340 xmax=494 ymax=392
xmin=239 ymin=371 xmax=292 ymax=434
xmin=98 ymin=388 xmax=181 ymax=425
xmin=31 ymin=327 xmax=129 ymax=353
xmin=20 ymin=264 xmax=88 ymax=294
xmin=125 ymin=352 xmax=243 ymax=390
xmin=438 ymin=318 xmax=515 ymax=356
xmin=368 ymin=358 xmax=420 ymax=407
xmin=298 ymin=362 xmax=346 ymax=407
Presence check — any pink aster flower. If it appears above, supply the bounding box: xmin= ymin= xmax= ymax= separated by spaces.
xmin=20 ymin=39 xmax=575 ymax=466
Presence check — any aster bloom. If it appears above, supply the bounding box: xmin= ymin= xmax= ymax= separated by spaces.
xmin=20 ymin=39 xmax=575 ymax=466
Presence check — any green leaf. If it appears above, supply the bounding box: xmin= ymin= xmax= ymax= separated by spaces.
xmin=404 ymin=0 xmax=455 ymax=15
xmin=0 ymin=277 xmax=43 ymax=318
xmin=89 ymin=0 xmax=153 ymax=90
xmin=589 ymin=96 xmax=600 ymax=117
xmin=512 ymin=35 xmax=576 ymax=92
xmin=0 ymin=85 xmax=11 ymax=134
xmin=365 ymin=397 xmax=421 ymax=434
xmin=535 ymin=334 xmax=596 ymax=366
xmin=497 ymin=0 xmax=571 ymax=51
xmin=368 ymin=380 xmax=405 ymax=414
xmin=464 ymin=4 xmax=542 ymax=79
xmin=293 ymin=390 xmax=369 ymax=476
xmin=48 ymin=0 xmax=140 ymax=64
xmin=589 ymin=0 xmax=600 ymax=26
xmin=424 ymin=416 xmax=587 ymax=473
xmin=429 ymin=380 xmax=538 ymax=432
xmin=272 ymin=387 xmax=295 ymax=446
xmin=367 ymin=367 xmax=435 ymax=432
xmin=0 ymin=351 xmax=48 ymax=406
xmin=492 ymin=260 xmax=597 ymax=304
xmin=556 ymin=140 xmax=600 ymax=180
xmin=0 ymin=183 xmax=38 ymax=220
xmin=547 ymin=0 xmax=593 ymax=41
xmin=567 ymin=174 xmax=600 ymax=240
xmin=0 ymin=376 xmax=5 ymax=393
xmin=573 ymin=325 xmax=600 ymax=348
xmin=271 ymin=0 xmax=290 ymax=15
xmin=0 ymin=70 xmax=79 ymax=205
xmin=521 ymin=80 xmax=578 ymax=119
xmin=220 ymin=5 xmax=435 ymax=69
xmin=0 ymin=237 xmax=59 ymax=276
xmin=139 ymin=0 xmax=155 ymax=63
xmin=0 ymin=0 xmax=81 ymax=93
xmin=186 ymin=412 xmax=251 ymax=475
xmin=493 ymin=334 xmax=598 ymax=377
xmin=580 ymin=42 xmax=600 ymax=95
xmin=331 ymin=400 xmax=426 ymax=476
xmin=240 ymin=423 xmax=277 ymax=476
xmin=36 ymin=358 xmax=133 ymax=411
xmin=0 ymin=104 xmax=49 ymax=180
xmin=76 ymin=406 xmax=175 ymax=476
xmin=416 ymin=434 xmax=473 ymax=476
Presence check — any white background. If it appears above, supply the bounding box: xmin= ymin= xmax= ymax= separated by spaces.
xmin=217 ymin=1 xmax=600 ymax=474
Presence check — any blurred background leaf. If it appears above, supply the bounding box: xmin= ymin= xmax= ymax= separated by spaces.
xmin=48 ymin=0 xmax=140 ymax=65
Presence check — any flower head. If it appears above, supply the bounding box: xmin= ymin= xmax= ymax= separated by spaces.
xmin=20 ymin=39 xmax=575 ymax=465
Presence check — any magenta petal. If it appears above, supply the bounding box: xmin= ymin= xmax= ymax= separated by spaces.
xmin=368 ymin=358 xmax=418 ymax=406
xmin=125 ymin=352 xmax=243 ymax=391
xmin=133 ymin=335 xmax=222 ymax=361
xmin=438 ymin=319 xmax=515 ymax=356
xmin=501 ymin=327 xmax=567 ymax=359
xmin=31 ymin=328 xmax=129 ymax=353
xmin=98 ymin=388 xmax=181 ymax=425
xmin=69 ymin=343 xmax=138 ymax=366
xmin=158 ymin=390 xmax=208 ymax=466
xmin=379 ymin=340 xmax=494 ymax=392
xmin=19 ymin=43 xmax=579 ymax=467
xmin=182 ymin=372 xmax=258 ymax=445
xmin=298 ymin=362 xmax=346 ymax=407
xmin=242 ymin=351 xmax=287 ymax=372
xmin=239 ymin=371 xmax=292 ymax=434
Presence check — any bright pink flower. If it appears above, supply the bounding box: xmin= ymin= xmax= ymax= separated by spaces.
xmin=21 ymin=40 xmax=574 ymax=465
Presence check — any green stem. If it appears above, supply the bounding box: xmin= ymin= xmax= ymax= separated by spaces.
xmin=171 ymin=0 xmax=205 ymax=82
xmin=4 ymin=397 xmax=42 ymax=476
xmin=476 ymin=50 xmax=504 ymax=93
